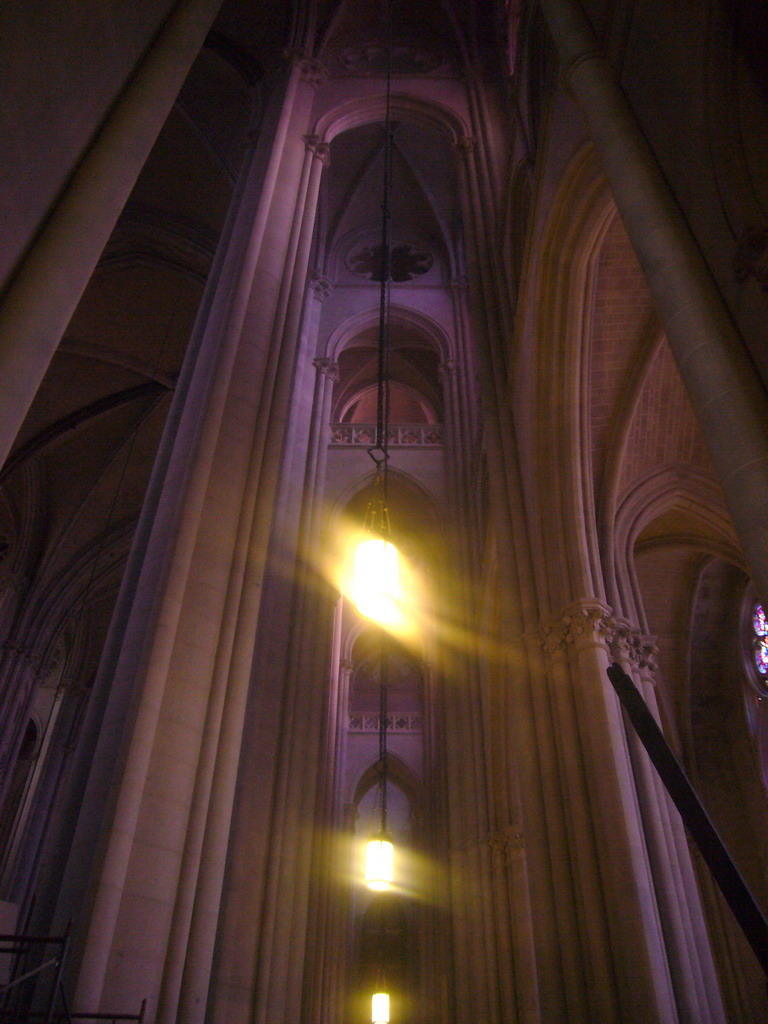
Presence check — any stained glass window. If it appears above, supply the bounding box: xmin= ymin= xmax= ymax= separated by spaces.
xmin=752 ymin=603 xmax=768 ymax=676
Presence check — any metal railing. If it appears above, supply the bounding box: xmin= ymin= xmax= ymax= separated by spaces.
xmin=0 ymin=929 xmax=145 ymax=1024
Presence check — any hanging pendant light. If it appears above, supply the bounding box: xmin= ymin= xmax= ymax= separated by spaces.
xmin=365 ymin=834 xmax=394 ymax=891
xmin=371 ymin=990 xmax=390 ymax=1024
xmin=350 ymin=536 xmax=401 ymax=627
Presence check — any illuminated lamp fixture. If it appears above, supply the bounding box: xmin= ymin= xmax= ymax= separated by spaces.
xmin=371 ymin=990 xmax=390 ymax=1024
xmin=365 ymin=833 xmax=394 ymax=892
xmin=349 ymin=483 xmax=402 ymax=629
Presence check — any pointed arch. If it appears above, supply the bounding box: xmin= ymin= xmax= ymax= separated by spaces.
xmin=524 ymin=143 xmax=615 ymax=608
xmin=322 ymin=304 xmax=452 ymax=363
xmin=312 ymin=93 xmax=467 ymax=149
xmin=614 ymin=463 xmax=742 ymax=630
xmin=351 ymin=752 xmax=422 ymax=812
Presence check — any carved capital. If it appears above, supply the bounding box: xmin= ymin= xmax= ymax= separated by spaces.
xmin=304 ymin=134 xmax=330 ymax=166
xmin=308 ymin=269 xmax=333 ymax=300
xmin=607 ymin=620 xmax=658 ymax=671
xmin=313 ymin=356 xmax=339 ymax=381
xmin=538 ymin=600 xmax=612 ymax=657
xmin=438 ymin=359 xmax=455 ymax=382
xmin=487 ymin=825 xmax=525 ymax=866
xmin=536 ymin=602 xmax=657 ymax=671
xmin=1 ymin=639 xmax=42 ymax=675
xmin=734 ymin=222 xmax=768 ymax=290
xmin=300 ymin=58 xmax=328 ymax=87
xmin=455 ymin=135 xmax=476 ymax=154
xmin=0 ymin=570 xmax=26 ymax=597
xmin=285 ymin=48 xmax=328 ymax=87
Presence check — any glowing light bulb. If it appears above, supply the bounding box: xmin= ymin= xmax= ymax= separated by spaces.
xmin=349 ymin=538 xmax=401 ymax=626
xmin=372 ymin=992 xmax=390 ymax=1024
xmin=365 ymin=837 xmax=394 ymax=891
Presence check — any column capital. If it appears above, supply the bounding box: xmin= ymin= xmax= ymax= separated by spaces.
xmin=0 ymin=569 xmax=27 ymax=598
xmin=1 ymin=638 xmax=42 ymax=676
xmin=308 ymin=269 xmax=333 ymax=300
xmin=285 ymin=48 xmax=328 ymax=87
xmin=313 ymin=356 xmax=339 ymax=381
xmin=607 ymin=618 xmax=659 ymax=671
xmin=438 ymin=359 xmax=455 ymax=382
xmin=455 ymin=134 xmax=476 ymax=155
xmin=735 ymin=221 xmax=768 ymax=291
xmin=303 ymin=134 xmax=331 ymax=166
xmin=535 ymin=600 xmax=657 ymax=670
xmin=486 ymin=825 xmax=525 ymax=867
xmin=536 ymin=598 xmax=612 ymax=658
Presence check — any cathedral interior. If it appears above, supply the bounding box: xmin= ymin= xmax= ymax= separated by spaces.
xmin=2 ymin=0 xmax=768 ymax=1021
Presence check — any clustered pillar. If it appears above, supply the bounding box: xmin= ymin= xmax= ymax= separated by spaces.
xmin=54 ymin=52 xmax=329 ymax=1022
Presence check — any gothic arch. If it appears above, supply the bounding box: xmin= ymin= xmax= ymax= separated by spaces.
xmin=13 ymin=519 xmax=135 ymax=677
xmin=501 ymin=157 xmax=533 ymax=302
xmin=614 ymin=464 xmax=740 ymax=629
xmin=525 ymin=143 xmax=615 ymax=608
xmin=597 ymin=315 xmax=664 ymax=608
xmin=352 ymin=752 xmax=421 ymax=814
xmin=322 ymin=304 xmax=452 ymax=364
xmin=328 ymin=466 xmax=443 ymax=549
xmin=312 ymin=93 xmax=468 ymax=149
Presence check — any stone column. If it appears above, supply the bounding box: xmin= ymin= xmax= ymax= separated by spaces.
xmin=527 ymin=599 xmax=730 ymax=1022
xmin=13 ymin=695 xmax=89 ymax=907
xmin=0 ymin=0 xmax=224 ymax=468
xmin=307 ymin=350 xmax=338 ymax=536
xmin=174 ymin=133 xmax=330 ymax=1024
xmin=609 ymin=623 xmax=726 ymax=1022
xmin=0 ymin=641 xmax=41 ymax=811
xmin=62 ymin=52 xmax=328 ymax=1022
xmin=437 ymin=356 xmax=464 ymax=530
xmin=538 ymin=0 xmax=768 ymax=604
xmin=302 ymin=271 xmax=335 ymax=497
xmin=452 ymin=127 xmax=552 ymax=1024
xmin=534 ymin=601 xmax=680 ymax=1023
xmin=309 ymin=647 xmax=353 ymax=1024
xmin=202 ymin=246 xmax=345 ymax=1024
xmin=441 ymin=634 xmax=507 ymax=1024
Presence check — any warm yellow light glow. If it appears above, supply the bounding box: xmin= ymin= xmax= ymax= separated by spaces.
xmin=349 ymin=538 xmax=402 ymax=626
xmin=365 ymin=837 xmax=394 ymax=891
xmin=371 ymin=992 xmax=390 ymax=1024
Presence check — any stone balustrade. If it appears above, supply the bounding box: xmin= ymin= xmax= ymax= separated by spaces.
xmin=330 ymin=423 xmax=443 ymax=447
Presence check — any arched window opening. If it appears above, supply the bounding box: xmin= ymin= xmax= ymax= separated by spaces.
xmin=331 ymin=339 xmax=444 ymax=441
xmin=341 ymin=383 xmax=437 ymax=426
xmin=354 ymin=894 xmax=418 ymax=1024
xmin=349 ymin=634 xmax=424 ymax=722
xmin=347 ymin=633 xmax=424 ymax=865
xmin=751 ymin=602 xmax=768 ymax=679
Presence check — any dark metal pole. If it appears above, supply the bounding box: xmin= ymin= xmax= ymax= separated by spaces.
xmin=606 ymin=662 xmax=768 ymax=975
